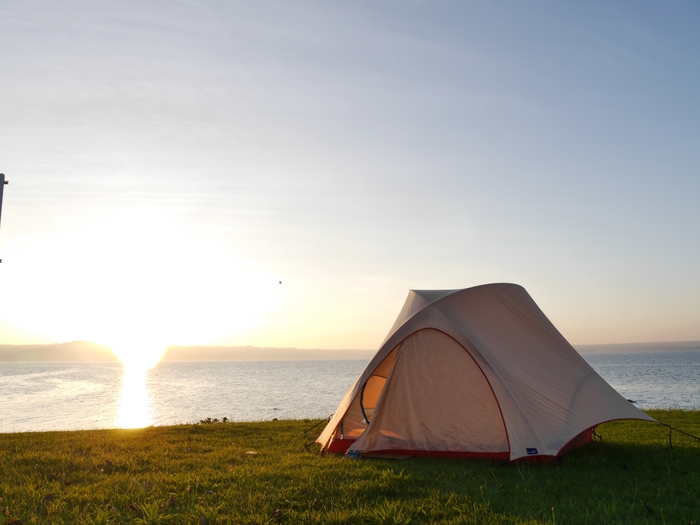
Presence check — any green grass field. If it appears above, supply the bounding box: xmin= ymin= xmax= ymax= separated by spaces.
xmin=1 ymin=410 xmax=699 ymax=524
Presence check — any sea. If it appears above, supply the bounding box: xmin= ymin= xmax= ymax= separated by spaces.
xmin=1 ymin=351 xmax=699 ymax=433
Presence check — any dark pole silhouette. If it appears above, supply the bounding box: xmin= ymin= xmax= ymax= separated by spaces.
xmin=0 ymin=173 xmax=6 ymax=263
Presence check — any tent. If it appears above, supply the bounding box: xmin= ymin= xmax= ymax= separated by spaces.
xmin=316 ymin=283 xmax=655 ymax=461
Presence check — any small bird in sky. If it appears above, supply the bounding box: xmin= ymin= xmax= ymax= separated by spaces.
xmin=279 ymin=281 xmax=282 ymax=284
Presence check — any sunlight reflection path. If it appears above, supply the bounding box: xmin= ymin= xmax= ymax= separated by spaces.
xmin=116 ymin=366 xmax=151 ymax=428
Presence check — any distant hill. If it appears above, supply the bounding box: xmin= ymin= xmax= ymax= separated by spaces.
xmin=0 ymin=341 xmax=374 ymax=363
xmin=575 ymin=340 xmax=700 ymax=354
xmin=162 ymin=345 xmax=375 ymax=362
xmin=0 ymin=341 xmax=119 ymax=362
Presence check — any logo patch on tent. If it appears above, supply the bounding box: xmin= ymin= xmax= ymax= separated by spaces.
xmin=526 ymin=448 xmax=538 ymax=455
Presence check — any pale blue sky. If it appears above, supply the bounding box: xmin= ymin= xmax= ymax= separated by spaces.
xmin=1 ymin=0 xmax=699 ymax=352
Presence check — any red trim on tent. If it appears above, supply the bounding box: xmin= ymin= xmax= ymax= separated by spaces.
xmin=555 ymin=416 xmax=657 ymax=458
xmin=556 ymin=427 xmax=595 ymax=457
xmin=327 ymin=439 xmax=356 ymax=454
xmin=362 ymin=449 xmax=510 ymax=461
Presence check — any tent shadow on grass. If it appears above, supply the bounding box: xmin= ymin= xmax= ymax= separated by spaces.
xmin=344 ymin=431 xmax=700 ymax=524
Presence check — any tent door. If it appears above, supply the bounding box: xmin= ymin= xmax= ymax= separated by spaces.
xmin=351 ymin=328 xmax=509 ymax=455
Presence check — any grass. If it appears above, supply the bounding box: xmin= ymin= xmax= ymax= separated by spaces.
xmin=0 ymin=410 xmax=698 ymax=524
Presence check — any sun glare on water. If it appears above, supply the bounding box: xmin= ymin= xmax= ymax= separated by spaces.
xmin=116 ymin=365 xmax=151 ymax=428
xmin=112 ymin=338 xmax=167 ymax=429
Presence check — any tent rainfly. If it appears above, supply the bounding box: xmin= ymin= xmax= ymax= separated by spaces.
xmin=317 ymin=283 xmax=656 ymax=461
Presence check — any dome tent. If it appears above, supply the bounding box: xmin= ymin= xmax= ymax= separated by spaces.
xmin=317 ymin=283 xmax=655 ymax=461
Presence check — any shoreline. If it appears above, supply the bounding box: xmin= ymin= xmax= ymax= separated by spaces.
xmin=3 ymin=408 xmax=698 ymax=437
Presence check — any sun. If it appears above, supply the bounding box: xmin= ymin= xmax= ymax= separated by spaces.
xmin=109 ymin=335 xmax=169 ymax=371
xmin=2 ymin=206 xmax=278 ymax=361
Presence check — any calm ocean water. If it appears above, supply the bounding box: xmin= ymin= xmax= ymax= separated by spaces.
xmin=1 ymin=351 xmax=699 ymax=433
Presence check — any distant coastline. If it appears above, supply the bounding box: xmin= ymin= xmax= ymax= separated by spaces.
xmin=576 ymin=341 xmax=700 ymax=354
xmin=0 ymin=341 xmax=120 ymax=363
xmin=161 ymin=345 xmax=376 ymax=362
xmin=0 ymin=341 xmax=375 ymax=363
xmin=1 ymin=339 xmax=699 ymax=363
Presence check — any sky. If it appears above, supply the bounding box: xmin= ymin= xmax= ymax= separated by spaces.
xmin=1 ymin=0 xmax=699 ymax=358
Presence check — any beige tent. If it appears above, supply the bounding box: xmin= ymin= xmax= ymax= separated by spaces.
xmin=317 ymin=283 xmax=655 ymax=461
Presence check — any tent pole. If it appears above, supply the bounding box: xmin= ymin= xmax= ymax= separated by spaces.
xmin=0 ymin=173 xmax=7 ymax=263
